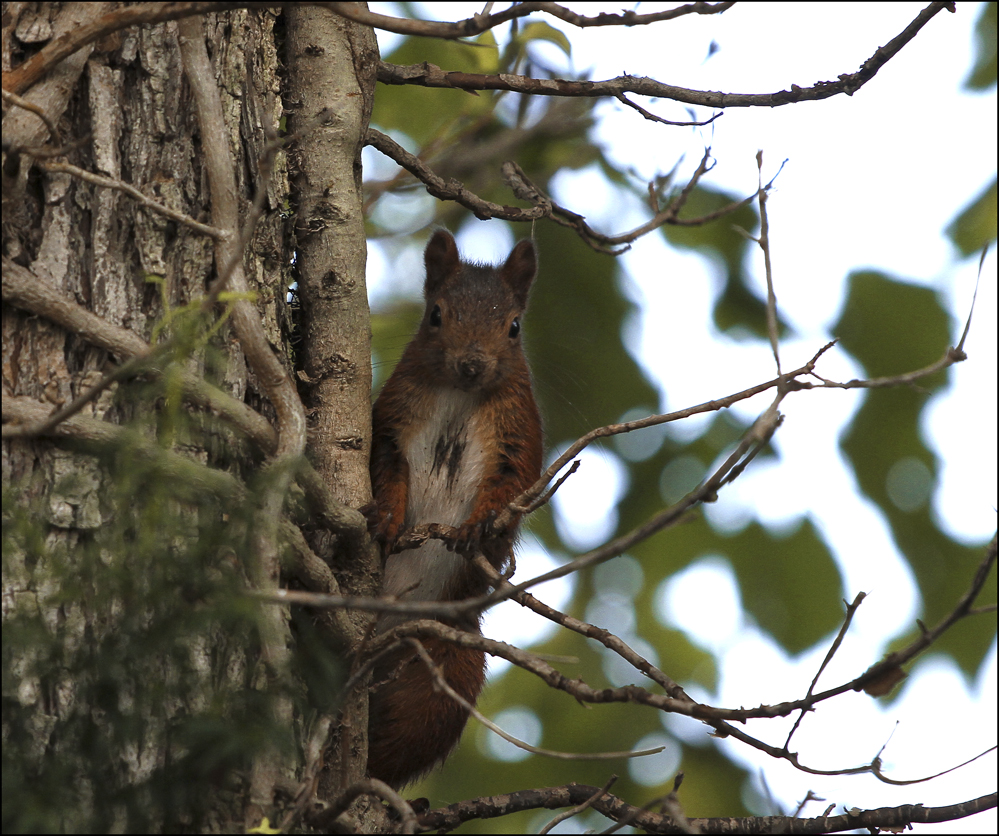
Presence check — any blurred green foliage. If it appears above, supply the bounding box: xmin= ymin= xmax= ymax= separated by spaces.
xmin=367 ymin=6 xmax=997 ymax=828
xmin=835 ymin=272 xmax=996 ymax=671
xmin=947 ymin=180 xmax=997 ymax=257
xmin=950 ymin=2 xmax=997 ymax=258
xmin=965 ymin=1 xmax=997 ymax=91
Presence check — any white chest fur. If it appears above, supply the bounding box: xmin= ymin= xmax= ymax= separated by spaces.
xmin=381 ymin=388 xmax=489 ymax=604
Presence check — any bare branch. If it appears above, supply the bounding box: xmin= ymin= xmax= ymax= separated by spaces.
xmin=367 ymin=132 xmax=765 ymax=251
xmin=503 ymin=150 xmax=760 ymax=252
xmin=493 ymin=332 xmax=972 ymax=537
xmin=274 ymin=532 xmax=997 ymax=770
xmin=492 ymin=400 xmax=783 ymax=600
xmin=330 ymin=1 xmax=735 ymax=40
xmin=513 ymin=459 xmax=580 ymax=515
xmin=756 ymin=150 xmax=782 ymax=375
xmin=871 ymin=744 xmax=997 ymax=786
xmin=845 ymin=533 xmax=996 ymax=698
xmin=1 ymin=257 xmax=277 ymax=449
xmin=309 ymin=778 xmax=418 ymax=834
xmin=36 ymin=159 xmax=225 ymax=239
xmin=799 ymin=344 xmax=967 ymax=390
xmin=178 ymin=18 xmax=306 ymax=823
xmin=377 ymin=3 xmax=953 ymax=109
xmin=957 ymin=243 xmax=990 ymax=353
xmin=614 ymin=92 xmax=721 ymax=127
xmin=418 ymin=787 xmax=996 ymax=834
xmin=539 ymin=776 xmax=617 ymax=836
xmin=365 ymin=129 xmax=549 ymax=222
xmin=785 ymin=592 xmax=867 ymax=749
xmin=494 ymin=343 xmax=837 ymax=534
xmin=179 ymin=18 xmax=305 ymax=454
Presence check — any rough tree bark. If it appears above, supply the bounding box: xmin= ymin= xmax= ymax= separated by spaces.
xmin=283 ymin=2 xmax=380 ymax=804
xmin=2 ymin=5 xmax=377 ymax=829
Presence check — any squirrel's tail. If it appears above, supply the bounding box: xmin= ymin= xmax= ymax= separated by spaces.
xmin=366 ymin=637 xmax=486 ymax=789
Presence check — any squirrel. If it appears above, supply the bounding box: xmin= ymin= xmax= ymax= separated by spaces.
xmin=364 ymin=229 xmax=543 ymax=789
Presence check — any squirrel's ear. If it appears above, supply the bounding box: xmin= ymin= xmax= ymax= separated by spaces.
xmin=501 ymin=240 xmax=537 ymax=307
xmin=424 ymin=229 xmax=460 ymax=297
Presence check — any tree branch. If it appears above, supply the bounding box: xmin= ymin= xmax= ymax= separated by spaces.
xmin=2 ymin=2 xmax=238 ymax=96
xmin=1 ymin=257 xmax=276 ymax=449
xmin=418 ymin=787 xmax=996 ymax=834
xmin=35 ymin=159 xmax=225 ymax=239
xmin=367 ymin=131 xmax=760 ymax=253
xmin=365 ymin=128 xmax=549 ymax=222
xmin=329 ymin=1 xmax=735 ymax=40
xmin=274 ymin=526 xmax=997 ymax=781
xmin=309 ymin=778 xmax=417 ymax=834
xmin=1 ymin=88 xmax=62 ymax=144
xmin=376 ymin=2 xmax=953 ymax=109
xmin=406 ymin=638 xmax=663 ymax=763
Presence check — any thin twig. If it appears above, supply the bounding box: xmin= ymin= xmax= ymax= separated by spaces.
xmin=332 ymin=1 xmax=735 ymax=40
xmin=2 ymin=88 xmax=62 ymax=143
xmin=38 ymin=159 xmax=225 ymax=238
xmin=756 ymin=150 xmax=782 ymax=376
xmin=179 ymin=17 xmax=305 ymax=826
xmin=309 ymin=777 xmax=418 ymax=834
xmin=365 ymin=128 xmax=549 ymax=222
xmin=539 ymin=776 xmax=617 ymax=835
xmin=407 ymin=639 xmax=665 ymax=761
xmin=956 ymin=243 xmax=990 ymax=353
xmin=614 ymin=92 xmax=721 ymax=127
xmin=784 ymin=592 xmax=867 ymax=750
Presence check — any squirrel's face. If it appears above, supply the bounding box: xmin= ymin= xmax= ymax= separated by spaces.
xmin=415 ymin=230 xmax=537 ymax=393
xmin=419 ymin=290 xmax=525 ymax=392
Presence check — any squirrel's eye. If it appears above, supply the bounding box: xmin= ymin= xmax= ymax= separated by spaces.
xmin=430 ymin=305 xmax=442 ymax=327
xmin=508 ymin=317 xmax=521 ymax=339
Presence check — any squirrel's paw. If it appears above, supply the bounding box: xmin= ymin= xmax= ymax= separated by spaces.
xmin=451 ymin=513 xmax=496 ymax=556
xmin=363 ymin=503 xmax=402 ymax=553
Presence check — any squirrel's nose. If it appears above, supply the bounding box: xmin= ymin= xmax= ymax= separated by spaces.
xmin=458 ymin=356 xmax=485 ymax=382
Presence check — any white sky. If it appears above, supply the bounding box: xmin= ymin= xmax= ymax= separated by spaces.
xmin=367 ymin=3 xmax=997 ymax=831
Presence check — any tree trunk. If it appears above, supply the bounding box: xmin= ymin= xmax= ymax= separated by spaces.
xmin=283 ymin=2 xmax=380 ymax=805
xmin=2 ymin=5 xmax=376 ymax=830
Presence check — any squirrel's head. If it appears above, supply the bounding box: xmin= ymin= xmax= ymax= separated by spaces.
xmin=417 ymin=229 xmax=537 ymax=392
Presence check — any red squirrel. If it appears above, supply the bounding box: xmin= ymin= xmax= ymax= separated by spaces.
xmin=365 ymin=229 xmax=543 ymax=789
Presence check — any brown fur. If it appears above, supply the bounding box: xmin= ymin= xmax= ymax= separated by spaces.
xmin=365 ymin=230 xmax=543 ymax=788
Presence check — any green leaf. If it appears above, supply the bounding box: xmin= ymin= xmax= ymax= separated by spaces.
xmin=946 ymin=178 xmax=997 ymax=256
xmin=965 ymin=2 xmax=997 ymax=91
xmin=833 ymin=270 xmax=950 ymax=379
xmin=840 ymin=381 xmax=995 ymax=677
xmin=725 ymin=519 xmax=844 ymax=654
xmin=526 ymin=221 xmax=659 ymax=447
xmin=517 ymin=21 xmax=572 ymax=58
xmin=834 ymin=271 xmax=995 ymax=677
